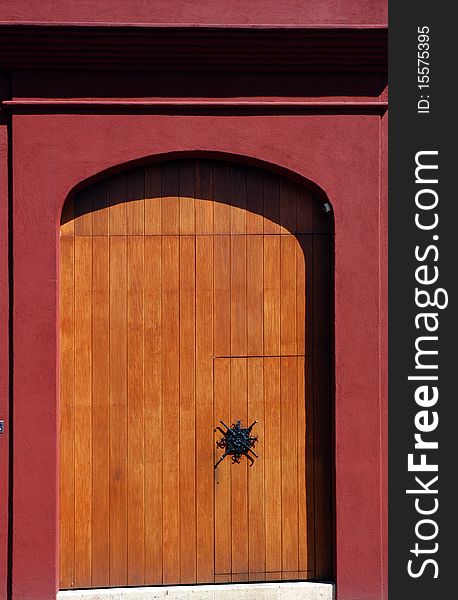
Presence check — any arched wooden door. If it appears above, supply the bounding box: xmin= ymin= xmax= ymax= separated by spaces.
xmin=59 ymin=159 xmax=332 ymax=589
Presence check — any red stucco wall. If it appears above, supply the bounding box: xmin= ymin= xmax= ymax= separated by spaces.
xmin=0 ymin=2 xmax=387 ymax=600
xmin=8 ymin=112 xmax=386 ymax=600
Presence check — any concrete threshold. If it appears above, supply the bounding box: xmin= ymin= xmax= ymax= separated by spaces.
xmin=58 ymin=582 xmax=334 ymax=600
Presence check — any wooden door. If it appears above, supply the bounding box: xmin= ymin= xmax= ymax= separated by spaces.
xmin=59 ymin=159 xmax=332 ymax=589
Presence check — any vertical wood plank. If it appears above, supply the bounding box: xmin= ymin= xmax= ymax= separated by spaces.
xmin=247 ymin=236 xmax=264 ymax=357
xmin=73 ymin=236 xmax=92 ymax=587
xmin=230 ymin=165 xmax=246 ymax=234
xmin=296 ymin=187 xmax=314 ymax=234
xmin=230 ymin=235 xmax=247 ymax=357
xmin=179 ymin=236 xmax=197 ymax=582
xmin=213 ymin=235 xmax=231 ymax=357
xmin=296 ymin=236 xmax=307 ymax=357
xmin=264 ymin=357 xmax=282 ymax=578
xmin=213 ymin=162 xmax=231 ymax=234
xmin=281 ymin=357 xmax=299 ymax=579
xmin=126 ymin=169 xmax=145 ymax=235
xmin=246 ymin=169 xmax=264 ymax=235
xmin=161 ymin=162 xmax=180 ymax=235
xmin=74 ymin=188 xmax=93 ymax=236
xmin=109 ymin=236 xmax=128 ymax=586
xmin=144 ymin=164 xmax=162 ymax=235
xmin=91 ymin=236 xmax=110 ymax=586
xmin=195 ymin=161 xmax=213 ymax=235
xmin=313 ymin=235 xmax=332 ymax=580
xmin=298 ymin=356 xmax=315 ymax=576
xmin=60 ymin=196 xmax=75 ymax=238
xmin=214 ymin=359 xmax=231 ymax=580
xmin=196 ymin=236 xmax=215 ymax=582
xmin=230 ymin=359 xmax=248 ymax=581
xmin=92 ymin=180 xmax=110 ymax=236
xmin=263 ymin=173 xmax=281 ymax=234
xmin=247 ymin=358 xmax=265 ymax=579
xmin=109 ymin=175 xmax=127 ymax=235
xmin=264 ymin=236 xmax=281 ymax=356
xmin=179 ymin=161 xmax=195 ymax=235
xmin=144 ymin=236 xmax=163 ymax=583
xmin=127 ymin=236 xmax=145 ymax=584
xmin=297 ymin=236 xmax=313 ymax=357
xmin=161 ymin=235 xmax=181 ymax=583
xmin=280 ymin=179 xmax=297 ymax=234
xmin=59 ymin=235 xmax=75 ymax=588
xmin=280 ymin=236 xmax=297 ymax=356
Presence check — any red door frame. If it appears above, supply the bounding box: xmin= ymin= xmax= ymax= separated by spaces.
xmin=5 ymin=109 xmax=387 ymax=600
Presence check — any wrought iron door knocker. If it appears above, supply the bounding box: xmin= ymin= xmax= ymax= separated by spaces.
xmin=214 ymin=420 xmax=258 ymax=468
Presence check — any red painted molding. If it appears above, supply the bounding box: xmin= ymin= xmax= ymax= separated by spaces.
xmin=1 ymin=99 xmax=389 ymax=114
xmin=0 ymin=0 xmax=387 ymax=27
xmin=0 ymin=22 xmax=389 ymax=29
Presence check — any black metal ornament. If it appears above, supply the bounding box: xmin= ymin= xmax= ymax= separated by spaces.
xmin=214 ymin=420 xmax=258 ymax=468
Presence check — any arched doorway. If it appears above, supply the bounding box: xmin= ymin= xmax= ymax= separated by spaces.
xmin=59 ymin=158 xmax=332 ymax=589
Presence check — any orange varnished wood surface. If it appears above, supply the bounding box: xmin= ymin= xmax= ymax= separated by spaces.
xmin=59 ymin=160 xmax=331 ymax=588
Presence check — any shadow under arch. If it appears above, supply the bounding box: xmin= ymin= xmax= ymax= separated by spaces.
xmin=59 ymin=155 xmax=334 ymax=586
xmin=61 ymin=150 xmax=334 ymax=224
